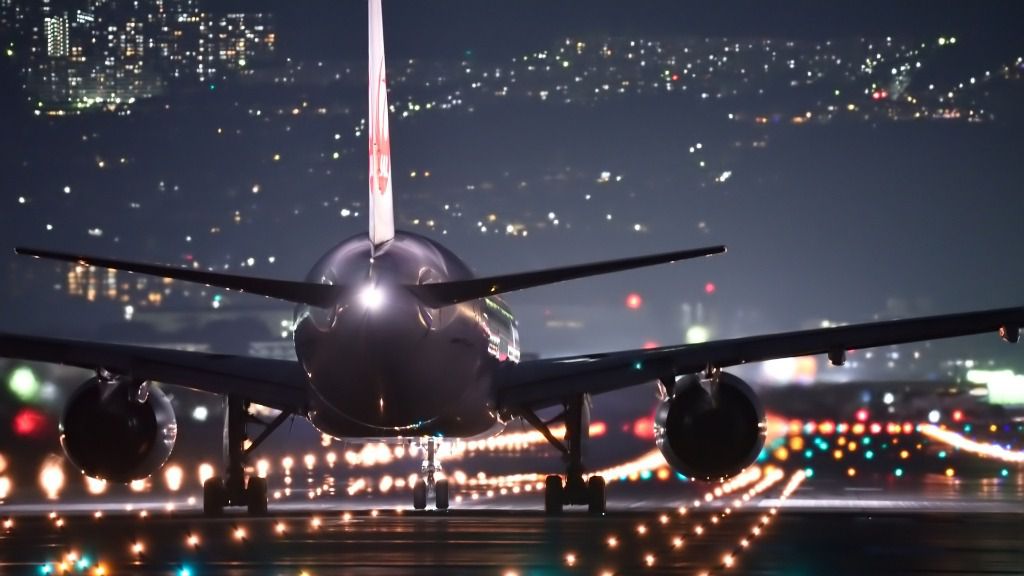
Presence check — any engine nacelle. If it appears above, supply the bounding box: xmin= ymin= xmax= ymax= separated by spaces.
xmin=60 ymin=377 xmax=177 ymax=483
xmin=655 ymin=372 xmax=766 ymax=481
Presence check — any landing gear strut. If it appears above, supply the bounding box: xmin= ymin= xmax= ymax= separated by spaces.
xmin=412 ymin=437 xmax=450 ymax=510
xmin=522 ymin=394 xmax=606 ymax=514
xmin=203 ymin=395 xmax=289 ymax=516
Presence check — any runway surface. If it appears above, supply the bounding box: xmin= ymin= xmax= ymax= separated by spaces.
xmin=3 ymin=470 xmax=1022 ymax=575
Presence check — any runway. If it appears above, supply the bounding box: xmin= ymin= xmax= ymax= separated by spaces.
xmin=3 ymin=470 xmax=1022 ymax=575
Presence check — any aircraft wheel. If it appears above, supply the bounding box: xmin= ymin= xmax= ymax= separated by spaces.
xmin=203 ymin=476 xmax=226 ymax=517
xmin=587 ymin=475 xmax=606 ymax=514
xmin=435 ymin=479 xmax=450 ymax=510
xmin=544 ymin=474 xmax=564 ymax=515
xmin=413 ymin=479 xmax=428 ymax=510
xmin=246 ymin=477 xmax=268 ymax=516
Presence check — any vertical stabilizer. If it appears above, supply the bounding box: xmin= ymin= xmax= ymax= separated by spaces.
xmin=368 ymin=0 xmax=395 ymax=247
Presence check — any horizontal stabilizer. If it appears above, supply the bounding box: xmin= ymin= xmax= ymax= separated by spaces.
xmin=15 ymin=247 xmax=347 ymax=308
xmin=407 ymin=244 xmax=726 ymax=308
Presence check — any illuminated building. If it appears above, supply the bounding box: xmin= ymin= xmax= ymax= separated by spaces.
xmin=43 ymin=14 xmax=67 ymax=57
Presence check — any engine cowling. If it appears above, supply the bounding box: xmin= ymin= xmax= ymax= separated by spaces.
xmin=60 ymin=377 xmax=177 ymax=483
xmin=655 ymin=372 xmax=766 ymax=481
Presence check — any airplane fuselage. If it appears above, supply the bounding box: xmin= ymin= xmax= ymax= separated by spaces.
xmin=294 ymin=231 xmax=520 ymax=439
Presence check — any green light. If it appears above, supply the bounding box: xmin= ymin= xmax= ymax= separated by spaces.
xmin=804 ymin=449 xmax=813 ymax=459
xmin=632 ymin=361 xmax=643 ymax=371
xmin=213 ymin=294 xmax=223 ymax=302
xmin=209 ymin=84 xmax=216 ymax=91
xmin=938 ymin=450 xmax=947 ymax=459
xmin=804 ymin=468 xmax=814 ymax=478
xmin=894 ymin=468 xmax=903 ymax=477
xmin=1000 ymin=469 xmax=1009 ymax=477
xmin=864 ymin=450 xmax=874 ymax=460
xmin=8 ymin=366 xmax=40 ymax=402
xmin=861 ymin=437 xmax=871 ymax=445
xmin=5 ymin=48 xmax=12 ymax=57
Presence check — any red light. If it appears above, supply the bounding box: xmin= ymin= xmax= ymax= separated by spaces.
xmin=625 ymin=293 xmax=643 ymax=310
xmin=952 ymin=410 xmax=963 ymax=422
xmin=642 ymin=341 xmax=659 ymax=350
xmin=704 ymin=282 xmax=716 ymax=295
xmin=855 ymin=409 xmax=869 ymax=422
xmin=13 ymin=408 xmax=47 ymax=437
xmin=632 ymin=417 xmax=654 ymax=440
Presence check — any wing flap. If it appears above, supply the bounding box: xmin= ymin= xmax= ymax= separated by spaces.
xmin=496 ymin=306 xmax=1024 ymax=409
xmin=0 ymin=332 xmax=308 ymax=411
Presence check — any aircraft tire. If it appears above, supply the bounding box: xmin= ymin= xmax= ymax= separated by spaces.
xmin=587 ymin=475 xmax=606 ymax=514
xmin=435 ymin=479 xmax=450 ymax=510
xmin=246 ymin=477 xmax=268 ymax=516
xmin=203 ymin=476 xmax=226 ymax=517
xmin=413 ymin=479 xmax=428 ymax=510
xmin=544 ymin=475 xmax=564 ymax=515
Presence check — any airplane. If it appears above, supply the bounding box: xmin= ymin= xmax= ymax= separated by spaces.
xmin=2 ymin=0 xmax=1022 ymax=516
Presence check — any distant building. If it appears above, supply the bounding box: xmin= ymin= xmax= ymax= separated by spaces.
xmin=43 ymin=14 xmax=67 ymax=57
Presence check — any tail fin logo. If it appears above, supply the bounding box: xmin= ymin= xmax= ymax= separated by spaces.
xmin=370 ymin=57 xmax=391 ymax=196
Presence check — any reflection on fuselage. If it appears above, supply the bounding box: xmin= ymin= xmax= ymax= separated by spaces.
xmin=294 ymin=232 xmax=518 ymax=439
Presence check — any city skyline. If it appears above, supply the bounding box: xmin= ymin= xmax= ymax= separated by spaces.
xmin=1 ymin=1 xmax=1022 ymax=379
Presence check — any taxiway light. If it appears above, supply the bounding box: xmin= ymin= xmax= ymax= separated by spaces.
xmin=187 ymin=534 xmax=200 ymax=547
xmin=164 ymin=465 xmax=184 ymax=492
xmin=644 ymin=553 xmax=656 ymax=567
xmin=606 ymin=536 xmax=618 ymax=548
xmin=233 ymin=527 xmax=247 ymax=540
xmin=198 ymin=463 xmax=214 ymax=485
xmin=132 ymin=542 xmax=144 ymax=555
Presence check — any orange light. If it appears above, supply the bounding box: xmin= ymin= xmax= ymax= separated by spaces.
xmin=945 ymin=468 xmax=956 ymax=477
xmin=847 ymin=467 xmax=856 ymax=477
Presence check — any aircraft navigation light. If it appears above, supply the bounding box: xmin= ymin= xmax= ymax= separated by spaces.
xmin=360 ymin=285 xmax=384 ymax=309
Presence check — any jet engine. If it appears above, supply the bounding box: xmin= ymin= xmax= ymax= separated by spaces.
xmin=60 ymin=377 xmax=177 ymax=483
xmin=654 ymin=372 xmax=765 ymax=481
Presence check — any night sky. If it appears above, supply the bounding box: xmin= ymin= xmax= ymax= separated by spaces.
xmin=2 ymin=0 xmax=1023 ymax=370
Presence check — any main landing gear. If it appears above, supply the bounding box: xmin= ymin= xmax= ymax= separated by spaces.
xmin=203 ymin=395 xmax=290 ymax=516
xmin=412 ymin=437 xmax=450 ymax=511
xmin=521 ymin=394 xmax=606 ymax=515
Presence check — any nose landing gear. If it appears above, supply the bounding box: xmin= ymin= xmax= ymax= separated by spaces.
xmin=412 ymin=437 xmax=450 ymax=510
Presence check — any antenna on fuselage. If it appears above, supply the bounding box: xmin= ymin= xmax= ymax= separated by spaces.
xmin=368 ymin=0 xmax=396 ymax=250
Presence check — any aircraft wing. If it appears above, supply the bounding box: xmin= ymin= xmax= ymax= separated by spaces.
xmin=495 ymin=306 xmax=1024 ymax=410
xmin=0 ymin=332 xmax=308 ymax=412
